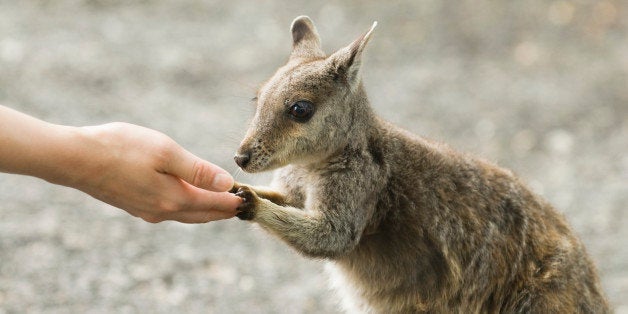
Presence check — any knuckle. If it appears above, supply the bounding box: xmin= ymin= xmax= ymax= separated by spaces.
xmin=108 ymin=121 xmax=129 ymax=129
xmin=153 ymin=137 xmax=178 ymax=167
xmin=190 ymin=161 xmax=201 ymax=186
xmin=190 ymin=161 xmax=213 ymax=187
xmin=156 ymin=143 xmax=175 ymax=164
xmin=142 ymin=215 xmax=164 ymax=224
xmin=157 ymin=200 xmax=181 ymax=213
xmin=199 ymin=213 xmax=214 ymax=223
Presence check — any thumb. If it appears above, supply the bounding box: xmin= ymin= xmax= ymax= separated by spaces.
xmin=164 ymin=148 xmax=234 ymax=192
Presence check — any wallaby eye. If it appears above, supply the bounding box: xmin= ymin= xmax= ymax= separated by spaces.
xmin=287 ymin=100 xmax=314 ymax=122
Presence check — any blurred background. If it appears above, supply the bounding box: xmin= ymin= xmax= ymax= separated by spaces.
xmin=0 ymin=1 xmax=626 ymax=313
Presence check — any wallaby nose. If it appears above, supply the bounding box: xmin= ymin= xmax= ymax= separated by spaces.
xmin=234 ymin=152 xmax=251 ymax=168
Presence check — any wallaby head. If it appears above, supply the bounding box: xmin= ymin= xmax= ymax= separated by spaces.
xmin=235 ymin=16 xmax=378 ymax=172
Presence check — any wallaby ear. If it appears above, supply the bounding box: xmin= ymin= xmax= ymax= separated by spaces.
xmin=290 ymin=16 xmax=325 ymax=60
xmin=328 ymin=21 xmax=377 ymax=87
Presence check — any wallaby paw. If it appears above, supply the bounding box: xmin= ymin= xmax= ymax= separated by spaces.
xmin=230 ymin=181 xmax=243 ymax=194
xmin=235 ymin=186 xmax=258 ymax=220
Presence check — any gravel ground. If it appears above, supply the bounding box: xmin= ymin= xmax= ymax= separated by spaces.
xmin=0 ymin=1 xmax=626 ymax=313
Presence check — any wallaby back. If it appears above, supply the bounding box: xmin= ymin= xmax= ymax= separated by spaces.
xmin=233 ymin=16 xmax=610 ymax=313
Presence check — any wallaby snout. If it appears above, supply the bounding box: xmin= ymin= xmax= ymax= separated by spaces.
xmin=234 ymin=134 xmax=277 ymax=173
xmin=233 ymin=151 xmax=251 ymax=168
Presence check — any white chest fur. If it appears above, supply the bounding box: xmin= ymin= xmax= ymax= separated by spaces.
xmin=325 ymin=262 xmax=374 ymax=314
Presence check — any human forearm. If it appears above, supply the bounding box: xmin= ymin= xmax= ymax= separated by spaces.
xmin=0 ymin=105 xmax=88 ymax=185
xmin=0 ymin=105 xmax=241 ymax=223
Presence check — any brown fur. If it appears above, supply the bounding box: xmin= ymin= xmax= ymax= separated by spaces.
xmin=232 ymin=16 xmax=610 ymax=313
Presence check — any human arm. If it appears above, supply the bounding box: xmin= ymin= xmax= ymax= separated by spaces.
xmin=0 ymin=105 xmax=241 ymax=223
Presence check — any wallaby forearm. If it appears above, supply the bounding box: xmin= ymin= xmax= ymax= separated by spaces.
xmin=235 ymin=184 xmax=370 ymax=259
xmin=255 ymin=199 xmax=360 ymax=258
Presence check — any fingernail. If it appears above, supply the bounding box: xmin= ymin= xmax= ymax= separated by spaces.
xmin=212 ymin=173 xmax=234 ymax=191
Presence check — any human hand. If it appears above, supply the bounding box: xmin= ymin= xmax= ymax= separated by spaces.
xmin=63 ymin=122 xmax=241 ymax=223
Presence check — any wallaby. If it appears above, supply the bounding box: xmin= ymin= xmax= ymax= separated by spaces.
xmin=231 ymin=16 xmax=610 ymax=313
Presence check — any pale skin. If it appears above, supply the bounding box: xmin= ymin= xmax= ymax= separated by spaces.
xmin=0 ymin=105 xmax=242 ymax=223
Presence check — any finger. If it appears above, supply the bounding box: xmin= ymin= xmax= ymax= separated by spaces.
xmin=163 ymin=184 xmax=240 ymax=223
xmin=136 ymin=188 xmax=241 ymax=224
xmin=141 ymin=175 xmax=241 ymax=223
xmin=164 ymin=208 xmax=238 ymax=223
xmin=183 ymin=185 xmax=243 ymax=213
xmin=164 ymin=147 xmax=234 ymax=192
